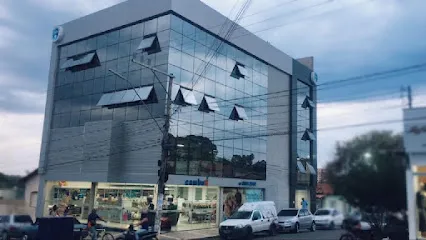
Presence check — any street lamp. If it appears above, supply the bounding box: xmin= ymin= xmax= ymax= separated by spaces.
xmin=363 ymin=152 xmax=372 ymax=160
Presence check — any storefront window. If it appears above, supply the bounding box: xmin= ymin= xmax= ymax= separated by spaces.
xmin=163 ymin=185 xmax=219 ymax=231
xmin=43 ymin=181 xmax=157 ymax=229
xmin=43 ymin=181 xmax=92 ymax=218
xmin=222 ymin=188 xmax=264 ymax=221
xmin=94 ymin=183 xmax=156 ymax=225
xmin=413 ymin=166 xmax=426 ymax=239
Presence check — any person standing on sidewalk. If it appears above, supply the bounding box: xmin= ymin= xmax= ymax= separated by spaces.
xmin=301 ymin=198 xmax=308 ymax=209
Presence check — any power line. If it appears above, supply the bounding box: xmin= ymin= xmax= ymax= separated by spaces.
xmin=43 ymin=115 xmax=426 ymax=171
xmin=189 ymin=62 xmax=426 ymax=106
xmin=230 ymin=0 xmax=376 ymax=40
xmin=172 ymin=0 xmax=253 ymax=117
xmin=44 ymin=89 xmax=414 ymax=151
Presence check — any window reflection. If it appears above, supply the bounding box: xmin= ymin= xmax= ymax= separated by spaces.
xmin=53 ymin=14 xmax=269 ymax=180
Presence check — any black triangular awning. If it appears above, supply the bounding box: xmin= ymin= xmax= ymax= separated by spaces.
xmin=301 ymin=129 xmax=316 ymax=141
xmin=137 ymin=34 xmax=161 ymax=54
xmin=198 ymin=97 xmax=210 ymax=113
xmin=198 ymin=95 xmax=220 ymax=113
xmin=61 ymin=51 xmax=100 ymax=71
xmin=174 ymin=87 xmax=197 ymax=106
xmin=301 ymin=96 xmax=315 ymax=109
xmin=231 ymin=63 xmax=247 ymax=79
xmin=229 ymin=105 xmax=248 ymax=121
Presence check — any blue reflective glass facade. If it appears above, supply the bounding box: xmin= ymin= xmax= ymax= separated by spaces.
xmin=297 ymin=80 xmax=311 ymax=159
xmin=53 ymin=13 xmax=268 ymax=180
xmin=167 ymin=15 xmax=268 ymax=180
xmin=54 ymin=15 xmax=171 ymax=128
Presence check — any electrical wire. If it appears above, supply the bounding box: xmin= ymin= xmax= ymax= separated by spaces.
xmin=42 ymin=114 xmax=426 ymax=170
xmin=171 ymin=0 xmax=253 ymax=117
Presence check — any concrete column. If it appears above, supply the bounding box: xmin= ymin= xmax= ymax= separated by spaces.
xmin=202 ymin=187 xmax=207 ymax=200
xmin=88 ymin=182 xmax=98 ymax=212
xmin=406 ymin=169 xmax=416 ymax=240
xmin=35 ymin=178 xmax=46 ymax=218
xmin=188 ymin=187 xmax=195 ymax=201
xmin=217 ymin=188 xmax=223 ymax=224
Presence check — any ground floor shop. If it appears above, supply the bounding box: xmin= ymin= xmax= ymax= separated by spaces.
xmin=403 ymin=107 xmax=426 ymax=240
xmin=39 ymin=179 xmax=264 ymax=231
xmin=407 ymin=161 xmax=426 ymax=240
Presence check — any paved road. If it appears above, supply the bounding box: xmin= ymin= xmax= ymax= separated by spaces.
xmin=209 ymin=229 xmax=344 ymax=240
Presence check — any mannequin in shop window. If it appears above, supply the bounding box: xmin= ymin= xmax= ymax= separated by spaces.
xmin=417 ymin=182 xmax=426 ymax=237
xmin=235 ymin=189 xmax=242 ymax=209
xmin=223 ymin=193 xmax=236 ymax=220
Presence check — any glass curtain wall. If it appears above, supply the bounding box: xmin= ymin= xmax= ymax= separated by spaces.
xmin=54 ymin=15 xmax=171 ymax=128
xmin=297 ymin=81 xmax=312 ymax=184
xmin=167 ymin=15 xmax=268 ymax=180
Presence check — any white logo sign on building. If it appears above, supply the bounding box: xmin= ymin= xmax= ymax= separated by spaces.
xmin=403 ymin=107 xmax=426 ymax=153
xmin=52 ymin=26 xmax=64 ymax=43
xmin=310 ymin=71 xmax=318 ymax=83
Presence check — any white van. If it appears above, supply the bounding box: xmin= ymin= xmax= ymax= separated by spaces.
xmin=219 ymin=201 xmax=278 ymax=239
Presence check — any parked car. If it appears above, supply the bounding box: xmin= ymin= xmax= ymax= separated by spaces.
xmin=0 ymin=214 xmax=34 ymax=240
xmin=219 ymin=201 xmax=278 ymax=239
xmin=314 ymin=208 xmax=344 ymax=229
xmin=20 ymin=217 xmax=89 ymax=240
xmin=277 ymin=208 xmax=315 ymax=233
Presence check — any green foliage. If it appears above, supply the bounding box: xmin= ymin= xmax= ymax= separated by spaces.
xmin=0 ymin=172 xmax=21 ymax=188
xmin=325 ymin=131 xmax=406 ymax=213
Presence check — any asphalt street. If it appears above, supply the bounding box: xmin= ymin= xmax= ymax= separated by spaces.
xmin=209 ymin=229 xmax=344 ymax=240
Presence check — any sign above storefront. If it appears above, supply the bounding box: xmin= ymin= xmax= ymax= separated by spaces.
xmin=238 ymin=181 xmax=256 ymax=187
xmin=403 ymin=108 xmax=426 ymax=154
xmin=184 ymin=178 xmax=209 ymax=186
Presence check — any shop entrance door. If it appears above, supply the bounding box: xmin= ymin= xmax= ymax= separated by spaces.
xmin=295 ymin=190 xmax=310 ymax=210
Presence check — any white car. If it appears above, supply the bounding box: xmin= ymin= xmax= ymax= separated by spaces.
xmin=219 ymin=201 xmax=278 ymax=239
xmin=277 ymin=208 xmax=315 ymax=233
xmin=313 ymin=208 xmax=344 ymax=229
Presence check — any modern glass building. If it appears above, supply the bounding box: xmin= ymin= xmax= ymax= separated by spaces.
xmin=36 ymin=0 xmax=317 ymax=231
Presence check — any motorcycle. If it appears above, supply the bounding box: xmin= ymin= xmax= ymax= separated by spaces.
xmin=115 ymin=225 xmax=158 ymax=240
xmin=340 ymin=212 xmax=408 ymax=240
xmin=339 ymin=216 xmax=383 ymax=240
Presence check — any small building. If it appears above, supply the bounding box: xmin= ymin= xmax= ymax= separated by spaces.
xmin=403 ymin=107 xmax=426 ymax=240
xmin=316 ymin=174 xmax=354 ymax=215
xmin=20 ymin=169 xmax=40 ymax=220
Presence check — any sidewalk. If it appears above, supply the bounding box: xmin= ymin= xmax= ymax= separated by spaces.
xmin=159 ymin=228 xmax=219 ymax=240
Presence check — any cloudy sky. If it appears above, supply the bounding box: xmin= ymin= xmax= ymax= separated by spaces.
xmin=0 ymin=0 xmax=425 ymax=175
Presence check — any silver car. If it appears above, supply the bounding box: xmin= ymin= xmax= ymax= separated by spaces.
xmin=277 ymin=208 xmax=315 ymax=233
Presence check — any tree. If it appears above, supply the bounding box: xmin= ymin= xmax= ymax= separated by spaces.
xmin=231 ymin=154 xmax=254 ymax=167
xmin=325 ymin=131 xmax=406 ymax=229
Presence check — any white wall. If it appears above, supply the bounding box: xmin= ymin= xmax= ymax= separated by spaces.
xmin=24 ymin=175 xmax=40 ymax=220
xmin=322 ymin=195 xmax=353 ymax=215
xmin=266 ymin=66 xmax=291 ymax=210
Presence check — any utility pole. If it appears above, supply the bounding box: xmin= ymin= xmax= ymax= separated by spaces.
xmin=110 ymin=59 xmax=175 ymax=237
xmin=407 ymin=85 xmax=412 ymax=109
xmin=131 ymin=59 xmax=174 ymax=236
xmin=401 ymin=85 xmax=413 ymax=109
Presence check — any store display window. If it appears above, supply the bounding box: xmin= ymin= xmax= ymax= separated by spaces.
xmin=413 ymin=166 xmax=426 ymax=239
xmin=43 ymin=181 xmax=92 ymax=219
xmin=163 ymin=185 xmax=219 ymax=231
xmin=222 ymin=188 xmax=264 ymax=221
xmin=94 ymin=184 xmax=156 ymax=226
xmin=43 ymin=181 xmax=157 ymax=229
